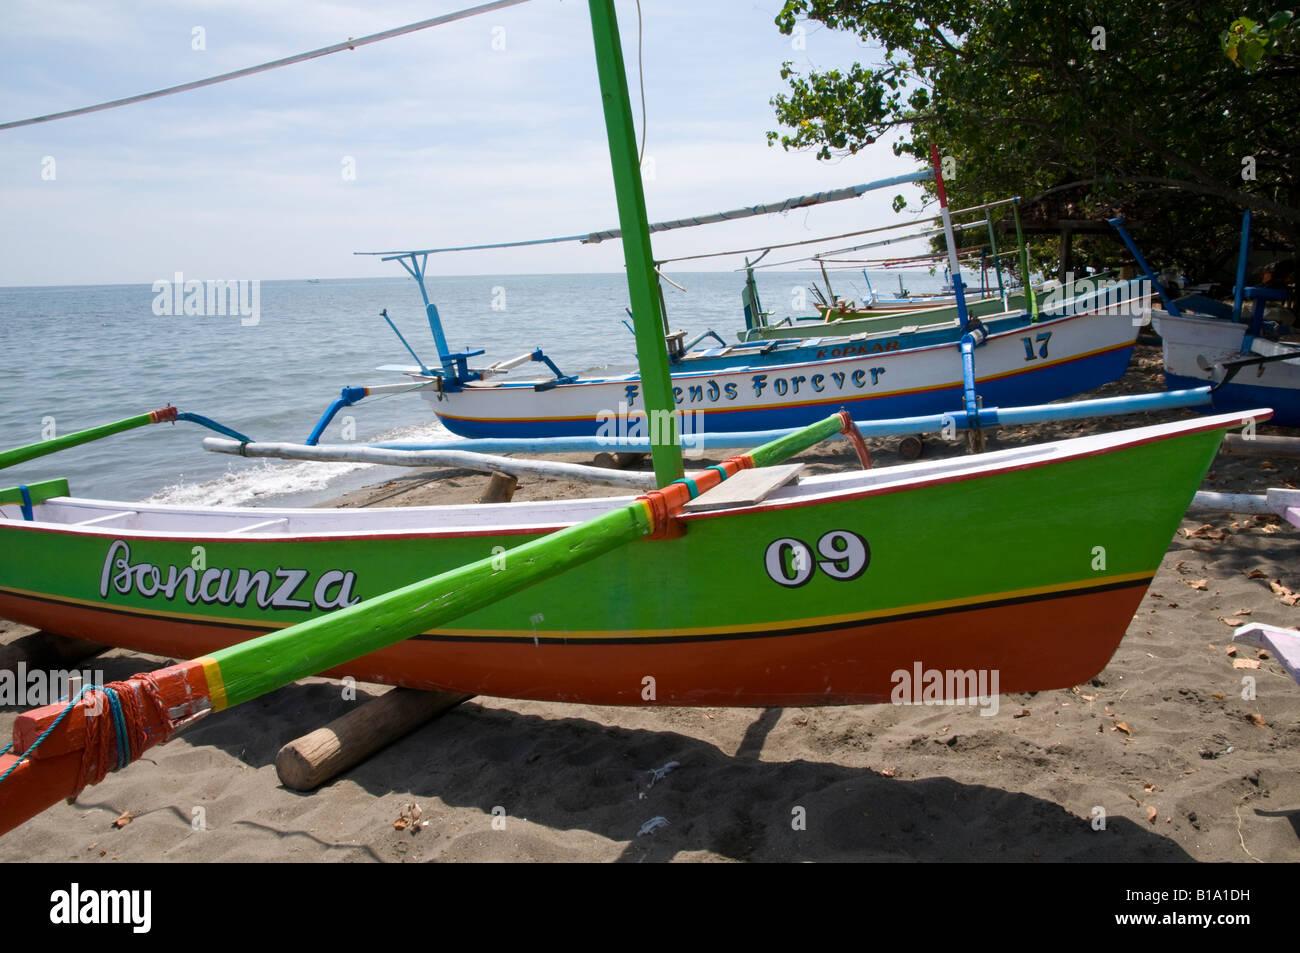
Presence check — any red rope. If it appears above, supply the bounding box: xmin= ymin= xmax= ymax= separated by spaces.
xmin=72 ymin=676 xmax=171 ymax=796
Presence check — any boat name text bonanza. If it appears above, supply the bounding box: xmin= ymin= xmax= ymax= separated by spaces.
xmin=99 ymin=539 xmax=360 ymax=612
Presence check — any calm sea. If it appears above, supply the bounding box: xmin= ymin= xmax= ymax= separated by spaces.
xmin=0 ymin=269 xmax=947 ymax=506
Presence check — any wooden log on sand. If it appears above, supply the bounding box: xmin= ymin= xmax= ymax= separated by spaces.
xmin=1221 ymin=433 xmax=1300 ymax=459
xmin=478 ymin=471 xmax=518 ymax=503
xmin=275 ymin=469 xmax=515 ymax=791
xmin=897 ymin=435 xmax=924 ymax=460
xmin=275 ymin=688 xmax=472 ymax=791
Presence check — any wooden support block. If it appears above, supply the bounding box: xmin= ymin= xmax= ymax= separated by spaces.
xmin=0 ymin=629 xmax=107 ymax=674
xmin=275 ymin=688 xmax=472 ymax=791
xmin=897 ymin=435 xmax=924 ymax=460
xmin=477 ymin=471 xmax=518 ymax=503
xmin=682 ymin=463 xmax=804 ymax=513
xmin=1221 ymin=433 xmax=1300 ymax=459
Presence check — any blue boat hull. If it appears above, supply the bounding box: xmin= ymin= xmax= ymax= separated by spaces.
xmin=1165 ymin=372 xmax=1300 ymax=427
xmin=440 ymin=343 xmax=1136 ymax=438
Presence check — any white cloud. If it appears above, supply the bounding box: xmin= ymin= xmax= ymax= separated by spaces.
xmin=0 ymin=0 xmax=928 ymax=286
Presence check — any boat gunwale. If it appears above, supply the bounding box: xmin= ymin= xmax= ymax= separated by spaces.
xmin=0 ymin=410 xmax=1264 ymax=542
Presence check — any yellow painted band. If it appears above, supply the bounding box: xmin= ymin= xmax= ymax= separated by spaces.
xmin=196 ymin=656 xmax=229 ymax=712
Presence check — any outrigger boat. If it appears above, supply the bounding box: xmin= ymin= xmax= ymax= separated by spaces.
xmin=331 ymin=177 xmax=1148 ymax=440
xmin=0 ymin=0 xmax=1265 ymax=835
xmin=398 ymin=293 xmax=1145 ymax=439
xmin=1112 ymin=213 xmax=1300 ymax=427
xmin=0 ymin=410 xmax=1258 ymax=707
xmin=748 ymin=195 xmax=1033 ymax=335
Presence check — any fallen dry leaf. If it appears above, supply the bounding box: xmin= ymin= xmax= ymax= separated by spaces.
xmin=1234 ymin=608 xmax=1253 ymax=617
xmin=1247 ymin=569 xmax=1269 ymax=579
xmin=1212 ymin=692 xmax=1225 ymax=700
xmin=1218 ymin=617 xmax=1245 ymax=628
xmin=1226 ymin=645 xmax=1238 ymax=656
xmin=112 ymin=811 xmax=133 ymax=829
xmin=1144 ymin=783 xmax=1157 ymax=793
xmin=1259 ymin=649 xmax=1272 ymax=660
xmin=1115 ymin=721 xmax=1132 ymax=735
xmin=1268 ymin=580 xmax=1297 ymax=605
xmin=880 ymin=768 xmax=895 ymax=778
xmin=1013 ymin=709 xmax=1030 ymax=719
xmin=1233 ymin=658 xmax=1261 ymax=670
xmin=393 ymin=802 xmax=424 ymax=833
xmin=1261 ymin=460 xmax=1278 ymax=470
xmin=1185 ymin=578 xmax=1209 ymax=591
xmin=1146 ymin=806 xmax=1158 ymax=823
xmin=1246 ymin=713 xmax=1267 ymax=727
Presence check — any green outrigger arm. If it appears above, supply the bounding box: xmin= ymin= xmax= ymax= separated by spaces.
xmin=0 ymin=406 xmax=252 ymax=472
xmin=0 ymin=411 xmax=862 ymax=833
xmin=0 ymin=407 xmax=179 ymax=471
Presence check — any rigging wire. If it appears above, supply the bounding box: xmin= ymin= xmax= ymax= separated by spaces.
xmin=659 ymin=196 xmax=1018 ymax=265
xmin=635 ymin=0 xmax=647 ymax=165
xmin=0 ymin=0 xmax=532 ymax=131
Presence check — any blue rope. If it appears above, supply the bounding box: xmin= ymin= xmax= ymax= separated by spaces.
xmin=0 ymin=684 xmax=130 ymax=786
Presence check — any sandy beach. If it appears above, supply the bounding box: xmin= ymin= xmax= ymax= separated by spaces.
xmin=3 ymin=346 xmax=1299 ymax=863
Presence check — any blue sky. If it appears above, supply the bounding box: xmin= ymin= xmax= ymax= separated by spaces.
xmin=0 ymin=0 xmax=934 ymax=285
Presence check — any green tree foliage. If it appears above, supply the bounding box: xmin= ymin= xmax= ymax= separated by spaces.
xmin=768 ymin=1 xmax=1298 ymax=281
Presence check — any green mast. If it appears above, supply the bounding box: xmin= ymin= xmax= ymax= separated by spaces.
xmin=586 ymin=0 xmax=683 ymax=488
